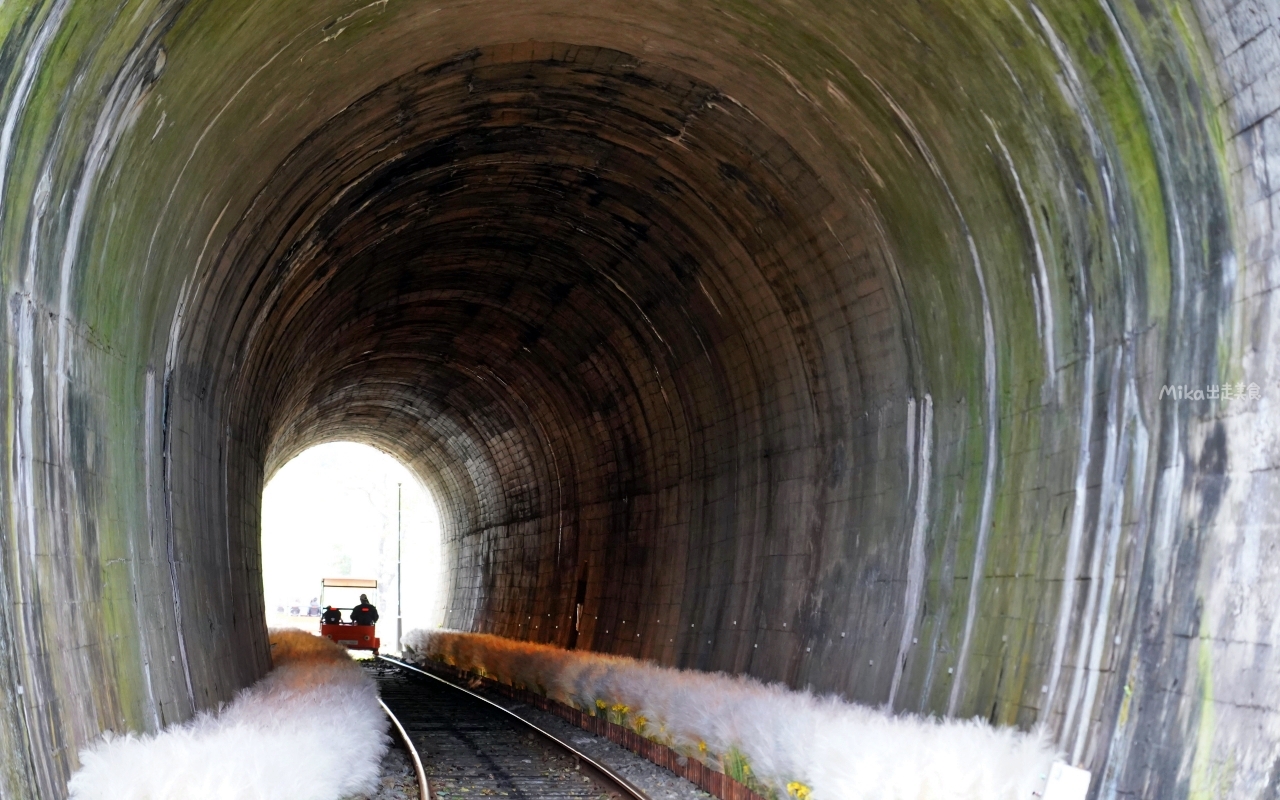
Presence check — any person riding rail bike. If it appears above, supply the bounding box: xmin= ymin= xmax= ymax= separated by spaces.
xmin=350 ymin=594 xmax=379 ymax=625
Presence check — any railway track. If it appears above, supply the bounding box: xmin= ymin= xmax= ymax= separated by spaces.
xmin=375 ymin=655 xmax=650 ymax=800
xmin=380 ymin=694 xmax=431 ymax=798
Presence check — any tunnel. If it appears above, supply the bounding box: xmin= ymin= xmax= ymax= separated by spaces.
xmin=0 ymin=0 xmax=1274 ymax=796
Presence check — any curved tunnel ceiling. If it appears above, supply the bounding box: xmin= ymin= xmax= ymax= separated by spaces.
xmin=230 ymin=45 xmax=907 ymax=686
xmin=1 ymin=0 xmax=1274 ymax=796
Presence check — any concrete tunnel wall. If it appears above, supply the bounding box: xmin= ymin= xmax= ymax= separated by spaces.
xmin=0 ymin=0 xmax=1277 ymax=795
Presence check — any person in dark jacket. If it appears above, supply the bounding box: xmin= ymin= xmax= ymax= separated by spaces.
xmin=350 ymin=594 xmax=379 ymax=625
xmin=321 ymin=605 xmax=342 ymax=625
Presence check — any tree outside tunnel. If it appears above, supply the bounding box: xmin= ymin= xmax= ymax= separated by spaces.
xmin=260 ymin=441 xmax=443 ymax=647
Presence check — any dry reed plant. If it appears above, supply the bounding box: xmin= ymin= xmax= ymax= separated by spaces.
xmin=403 ymin=628 xmax=1058 ymax=800
xmin=67 ymin=629 xmax=388 ymax=799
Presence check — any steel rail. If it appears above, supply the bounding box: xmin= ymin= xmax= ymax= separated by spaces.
xmin=377 ymin=654 xmax=650 ymax=800
xmin=379 ymin=696 xmax=432 ymax=800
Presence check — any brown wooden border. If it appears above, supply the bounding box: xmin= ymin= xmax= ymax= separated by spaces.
xmin=418 ymin=659 xmax=771 ymax=800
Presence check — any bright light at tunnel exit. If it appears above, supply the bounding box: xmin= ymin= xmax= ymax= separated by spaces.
xmin=260 ymin=441 xmax=443 ymax=651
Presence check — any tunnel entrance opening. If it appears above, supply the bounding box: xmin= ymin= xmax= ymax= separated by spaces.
xmin=260 ymin=441 xmax=443 ymax=653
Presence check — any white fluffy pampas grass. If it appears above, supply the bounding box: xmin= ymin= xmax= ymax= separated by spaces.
xmin=403 ymin=629 xmax=1058 ymax=800
xmin=67 ymin=629 xmax=388 ymax=800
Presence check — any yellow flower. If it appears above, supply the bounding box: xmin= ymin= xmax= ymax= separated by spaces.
xmin=611 ymin=704 xmax=629 ymax=714
xmin=697 ymin=740 xmax=708 ymax=755
xmin=595 ymin=699 xmax=607 ymax=710
xmin=787 ymin=782 xmax=812 ymax=799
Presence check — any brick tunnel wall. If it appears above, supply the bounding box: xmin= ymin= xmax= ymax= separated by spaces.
xmin=0 ymin=1 xmax=1277 ymax=797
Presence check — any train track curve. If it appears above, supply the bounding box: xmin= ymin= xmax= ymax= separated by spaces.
xmin=379 ymin=694 xmax=431 ymax=798
xmin=375 ymin=654 xmax=651 ymax=800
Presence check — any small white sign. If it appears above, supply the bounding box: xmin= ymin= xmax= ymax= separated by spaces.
xmin=1042 ymin=761 xmax=1091 ymax=800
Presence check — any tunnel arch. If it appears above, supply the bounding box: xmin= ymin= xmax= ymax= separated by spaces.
xmin=0 ymin=1 xmax=1272 ymax=797
xmin=203 ymin=39 xmax=913 ymax=694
